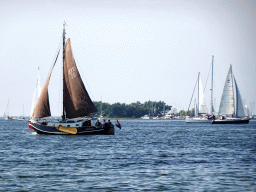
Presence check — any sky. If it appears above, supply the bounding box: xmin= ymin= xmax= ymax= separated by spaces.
xmin=1 ymin=0 xmax=255 ymax=117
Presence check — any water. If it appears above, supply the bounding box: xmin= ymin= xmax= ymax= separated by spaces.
xmin=0 ymin=119 xmax=256 ymax=191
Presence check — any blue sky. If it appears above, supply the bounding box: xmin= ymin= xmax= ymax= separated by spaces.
xmin=1 ymin=0 xmax=255 ymax=116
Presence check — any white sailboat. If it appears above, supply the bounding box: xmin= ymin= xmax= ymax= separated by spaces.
xmin=186 ymin=56 xmax=214 ymax=123
xmin=185 ymin=73 xmax=211 ymax=123
xmin=30 ymin=67 xmax=42 ymax=119
xmin=5 ymin=99 xmax=13 ymax=120
xmin=212 ymin=65 xmax=249 ymax=124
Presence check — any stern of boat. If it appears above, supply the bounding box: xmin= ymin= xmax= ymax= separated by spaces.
xmin=104 ymin=123 xmax=114 ymax=135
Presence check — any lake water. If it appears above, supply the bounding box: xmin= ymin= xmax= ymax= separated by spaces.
xmin=0 ymin=118 xmax=255 ymax=191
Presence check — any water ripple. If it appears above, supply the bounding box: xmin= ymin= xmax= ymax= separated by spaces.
xmin=0 ymin=119 xmax=256 ymax=191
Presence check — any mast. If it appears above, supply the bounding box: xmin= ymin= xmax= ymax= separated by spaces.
xmin=210 ymin=55 xmax=214 ymax=114
xmin=198 ymin=72 xmax=200 ymax=116
xmin=62 ymin=22 xmax=66 ymax=121
xmin=6 ymin=98 xmax=9 ymax=117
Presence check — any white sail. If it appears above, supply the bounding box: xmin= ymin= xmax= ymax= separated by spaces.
xmin=30 ymin=68 xmax=42 ymax=118
xmin=218 ymin=66 xmax=235 ymax=115
xmin=194 ymin=99 xmax=198 ymax=117
xmin=198 ymin=75 xmax=208 ymax=114
xmin=30 ymin=89 xmax=37 ymax=117
xmin=234 ymin=78 xmax=247 ymax=117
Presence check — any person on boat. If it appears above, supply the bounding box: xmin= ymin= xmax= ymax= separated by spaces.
xmin=107 ymin=119 xmax=111 ymax=125
xmin=95 ymin=119 xmax=102 ymax=127
xmin=102 ymin=119 xmax=106 ymax=127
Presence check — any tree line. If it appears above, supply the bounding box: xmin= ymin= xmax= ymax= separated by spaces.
xmin=93 ymin=101 xmax=172 ymax=118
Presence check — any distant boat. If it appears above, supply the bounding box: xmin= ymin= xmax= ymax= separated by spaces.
xmin=14 ymin=104 xmax=27 ymax=121
xmin=29 ymin=22 xmax=114 ymax=135
xmin=5 ymin=99 xmax=13 ymax=120
xmin=141 ymin=101 xmax=155 ymax=119
xmin=186 ymin=56 xmax=214 ymax=123
xmin=141 ymin=114 xmax=152 ymax=119
xmin=211 ymin=65 xmax=249 ymax=124
xmin=98 ymin=97 xmax=104 ymax=120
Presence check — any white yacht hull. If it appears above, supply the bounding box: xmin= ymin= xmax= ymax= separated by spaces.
xmin=185 ymin=117 xmax=211 ymax=123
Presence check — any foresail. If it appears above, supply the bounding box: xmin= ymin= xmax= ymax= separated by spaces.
xmin=198 ymin=76 xmax=208 ymax=114
xmin=218 ymin=66 xmax=235 ymax=115
xmin=234 ymin=78 xmax=247 ymax=117
xmin=63 ymin=38 xmax=97 ymax=118
xmin=32 ymin=49 xmax=60 ymax=119
xmin=32 ymin=73 xmax=52 ymax=118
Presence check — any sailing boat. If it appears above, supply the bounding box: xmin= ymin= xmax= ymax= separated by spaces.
xmin=30 ymin=67 xmax=41 ymax=119
xmin=211 ymin=65 xmax=249 ymax=124
xmin=186 ymin=56 xmax=214 ymax=123
xmin=185 ymin=73 xmax=210 ymax=123
xmin=29 ymin=22 xmax=114 ymax=135
xmin=5 ymin=99 xmax=13 ymax=120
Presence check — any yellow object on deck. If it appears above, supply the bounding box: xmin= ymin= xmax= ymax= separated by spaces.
xmin=57 ymin=126 xmax=78 ymax=134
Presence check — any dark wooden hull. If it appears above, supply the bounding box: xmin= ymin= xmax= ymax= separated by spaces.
xmin=29 ymin=122 xmax=114 ymax=135
xmin=211 ymin=118 xmax=250 ymax=124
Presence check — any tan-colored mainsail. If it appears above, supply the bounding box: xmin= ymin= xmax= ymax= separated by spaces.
xmin=63 ymin=38 xmax=97 ymax=118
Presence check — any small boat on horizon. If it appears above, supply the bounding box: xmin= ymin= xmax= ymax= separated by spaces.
xmin=141 ymin=114 xmax=152 ymax=120
xmin=5 ymin=99 xmax=14 ymax=120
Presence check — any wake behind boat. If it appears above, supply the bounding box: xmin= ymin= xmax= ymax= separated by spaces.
xmin=211 ymin=65 xmax=249 ymax=124
xmin=29 ymin=22 xmax=114 ymax=135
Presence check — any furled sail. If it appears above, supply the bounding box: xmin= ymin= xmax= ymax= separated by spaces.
xmin=198 ymin=75 xmax=208 ymax=114
xmin=218 ymin=66 xmax=235 ymax=115
xmin=234 ymin=78 xmax=247 ymax=117
xmin=63 ymin=38 xmax=97 ymax=118
xmin=32 ymin=49 xmax=60 ymax=119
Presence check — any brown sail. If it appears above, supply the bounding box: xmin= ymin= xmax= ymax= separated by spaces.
xmin=32 ymin=48 xmax=60 ymax=119
xmin=32 ymin=63 xmax=57 ymax=118
xmin=63 ymin=38 xmax=97 ymax=118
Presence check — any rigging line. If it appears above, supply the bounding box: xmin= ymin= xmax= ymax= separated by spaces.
xmin=188 ymin=78 xmax=198 ymax=111
xmin=45 ymin=37 xmax=63 ymax=81
xmin=53 ymin=37 xmax=63 ymax=118
xmin=203 ymin=63 xmax=211 ymax=93
xmin=54 ymin=41 xmax=63 ymax=118
xmin=47 ymin=39 xmax=62 ymax=117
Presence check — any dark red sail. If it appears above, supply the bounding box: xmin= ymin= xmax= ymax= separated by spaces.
xmin=63 ymin=38 xmax=97 ymax=118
